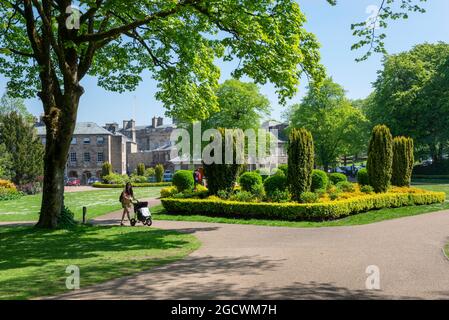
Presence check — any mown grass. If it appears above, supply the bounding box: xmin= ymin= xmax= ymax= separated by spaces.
xmin=0 ymin=225 xmax=200 ymax=300
xmin=0 ymin=187 xmax=162 ymax=222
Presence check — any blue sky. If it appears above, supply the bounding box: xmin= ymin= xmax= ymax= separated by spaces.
xmin=1 ymin=0 xmax=448 ymax=126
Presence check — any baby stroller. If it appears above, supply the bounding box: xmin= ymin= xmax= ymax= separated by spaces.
xmin=130 ymin=201 xmax=153 ymax=227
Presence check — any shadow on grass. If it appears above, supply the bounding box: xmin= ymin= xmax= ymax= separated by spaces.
xmin=0 ymin=225 xmax=200 ymax=299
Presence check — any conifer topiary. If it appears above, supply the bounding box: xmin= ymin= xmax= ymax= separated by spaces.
xmin=392 ymin=136 xmax=414 ymax=187
xmin=367 ymin=125 xmax=393 ymax=193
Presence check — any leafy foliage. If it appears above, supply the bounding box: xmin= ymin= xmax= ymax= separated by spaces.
xmin=367 ymin=125 xmax=393 ymax=193
xmin=392 ymin=136 xmax=414 ymax=187
xmin=329 ymin=173 xmax=347 ymax=185
xmin=101 ymin=162 xmax=113 ymax=178
xmin=357 ymin=168 xmax=370 ymax=186
xmin=0 ymin=112 xmax=44 ymax=185
xmin=367 ymin=43 xmax=449 ymax=161
xmin=0 ymin=143 xmax=13 ymax=180
xmin=264 ymin=173 xmax=288 ymax=197
xmin=173 ymin=170 xmax=194 ymax=192
xmin=287 ymin=128 xmax=314 ymax=201
xmin=287 ymin=78 xmax=369 ymax=170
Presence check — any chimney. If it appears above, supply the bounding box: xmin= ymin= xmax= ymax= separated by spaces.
xmin=157 ymin=117 xmax=163 ymax=127
xmin=105 ymin=122 xmax=119 ymax=134
xmin=123 ymin=120 xmax=129 ymax=130
xmin=151 ymin=116 xmax=157 ymax=128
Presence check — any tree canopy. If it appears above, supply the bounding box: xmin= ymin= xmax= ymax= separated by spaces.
xmin=367 ymin=42 xmax=449 ymax=161
xmin=287 ymin=78 xmax=369 ymax=170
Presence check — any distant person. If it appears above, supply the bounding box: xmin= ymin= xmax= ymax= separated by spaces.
xmin=120 ymin=182 xmax=135 ymax=226
xmin=193 ymin=169 xmax=202 ymax=190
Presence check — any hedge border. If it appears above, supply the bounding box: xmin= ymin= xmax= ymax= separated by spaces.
xmin=161 ymin=191 xmax=445 ymax=222
xmin=92 ymin=182 xmax=172 ymax=188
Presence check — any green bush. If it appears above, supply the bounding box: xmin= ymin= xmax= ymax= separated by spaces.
xmin=102 ymin=173 xmax=128 ymax=185
xmin=0 ymin=186 xmax=23 ymax=201
xmin=357 ymin=168 xmax=369 ymax=186
xmin=288 ymin=128 xmax=314 ymax=201
xmin=392 ymin=136 xmax=414 ymax=187
xmin=160 ymin=186 xmax=178 ymax=198
xmin=311 ymin=170 xmax=328 ymax=191
xmin=162 ymin=191 xmax=445 ymax=221
xmin=101 ymin=162 xmax=113 ymax=177
xmin=173 ymin=170 xmax=194 ymax=192
xmin=278 ymin=164 xmax=288 ymax=176
xmin=239 ymin=172 xmax=263 ymax=193
xmin=367 ymin=125 xmax=393 ymax=193
xmin=336 ymin=181 xmax=355 ymax=193
xmin=155 ymin=164 xmax=164 ymax=183
xmin=130 ymin=174 xmax=147 ymax=184
xmin=230 ymin=191 xmax=256 ymax=203
xmin=299 ymin=191 xmax=318 ymax=204
xmin=329 ymin=173 xmax=347 ymax=185
xmin=57 ymin=206 xmax=77 ymax=229
xmin=203 ymin=128 xmax=243 ymax=195
xmin=137 ymin=163 xmax=146 ymax=176
xmin=361 ymin=185 xmax=374 ymax=194
xmin=264 ymin=174 xmax=288 ymax=196
xmin=266 ymin=190 xmax=290 ymax=203
xmin=145 ymin=168 xmax=156 ymax=178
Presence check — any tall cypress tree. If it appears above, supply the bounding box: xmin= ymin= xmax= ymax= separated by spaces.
xmin=392 ymin=136 xmax=414 ymax=187
xmin=367 ymin=125 xmax=393 ymax=193
xmin=0 ymin=112 xmax=44 ymax=186
xmin=288 ymin=128 xmax=314 ymax=201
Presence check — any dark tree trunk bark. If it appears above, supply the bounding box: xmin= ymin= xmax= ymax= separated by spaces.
xmin=36 ymin=90 xmax=82 ymax=229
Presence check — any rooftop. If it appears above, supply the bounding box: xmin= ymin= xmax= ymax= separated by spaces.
xmin=36 ymin=122 xmax=113 ymax=136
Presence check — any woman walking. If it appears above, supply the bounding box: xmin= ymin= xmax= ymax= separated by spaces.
xmin=120 ymin=182 xmax=135 ymax=226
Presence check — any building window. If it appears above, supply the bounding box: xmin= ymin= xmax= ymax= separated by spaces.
xmin=70 ymin=152 xmax=77 ymax=163
xmin=84 ymin=152 xmax=91 ymax=163
xmin=97 ymin=137 xmax=105 ymax=145
xmin=71 ymin=137 xmax=77 ymax=145
xmin=97 ymin=152 xmax=104 ymax=163
xmin=83 ymin=138 xmax=91 ymax=145
xmin=41 ymin=138 xmax=46 ymax=144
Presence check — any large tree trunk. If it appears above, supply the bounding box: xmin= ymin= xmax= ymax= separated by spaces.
xmin=36 ymin=92 xmax=81 ymax=229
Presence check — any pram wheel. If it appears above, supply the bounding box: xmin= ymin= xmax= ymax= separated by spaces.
xmin=145 ymin=217 xmax=152 ymax=227
xmin=130 ymin=218 xmax=137 ymax=227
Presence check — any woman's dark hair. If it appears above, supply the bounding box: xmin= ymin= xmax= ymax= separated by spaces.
xmin=125 ymin=182 xmax=134 ymax=197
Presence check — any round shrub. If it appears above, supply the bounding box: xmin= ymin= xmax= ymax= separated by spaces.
xmin=336 ymin=181 xmax=355 ymax=193
xmin=266 ymin=190 xmax=290 ymax=203
xmin=329 ymin=173 xmax=347 ymax=185
xmin=299 ymin=191 xmax=318 ymax=204
xmin=361 ymin=185 xmax=374 ymax=194
xmin=239 ymin=172 xmax=263 ymax=193
xmin=172 ymin=170 xmax=194 ymax=192
xmin=264 ymin=174 xmax=288 ymax=196
xmin=311 ymin=170 xmax=328 ymax=191
xmin=357 ymin=168 xmax=369 ymax=186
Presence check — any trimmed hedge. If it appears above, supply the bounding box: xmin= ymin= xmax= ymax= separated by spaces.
xmin=357 ymin=168 xmax=369 ymax=186
xmin=161 ymin=191 xmax=445 ymax=222
xmin=92 ymin=182 xmax=171 ymax=188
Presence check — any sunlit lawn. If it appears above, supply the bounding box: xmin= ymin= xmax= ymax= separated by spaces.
xmin=0 ymin=187 xmax=162 ymax=222
xmin=0 ymin=225 xmax=200 ymax=300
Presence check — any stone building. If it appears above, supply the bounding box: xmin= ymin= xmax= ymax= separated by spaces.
xmin=36 ymin=122 xmax=136 ymax=184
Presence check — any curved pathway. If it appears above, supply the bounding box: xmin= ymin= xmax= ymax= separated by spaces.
xmin=52 ymin=207 xmax=449 ymax=300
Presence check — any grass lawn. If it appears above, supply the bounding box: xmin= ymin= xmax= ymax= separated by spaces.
xmin=154 ymin=183 xmax=449 ymax=228
xmin=0 ymin=225 xmax=200 ymax=300
xmin=0 ymin=187 xmax=162 ymax=222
